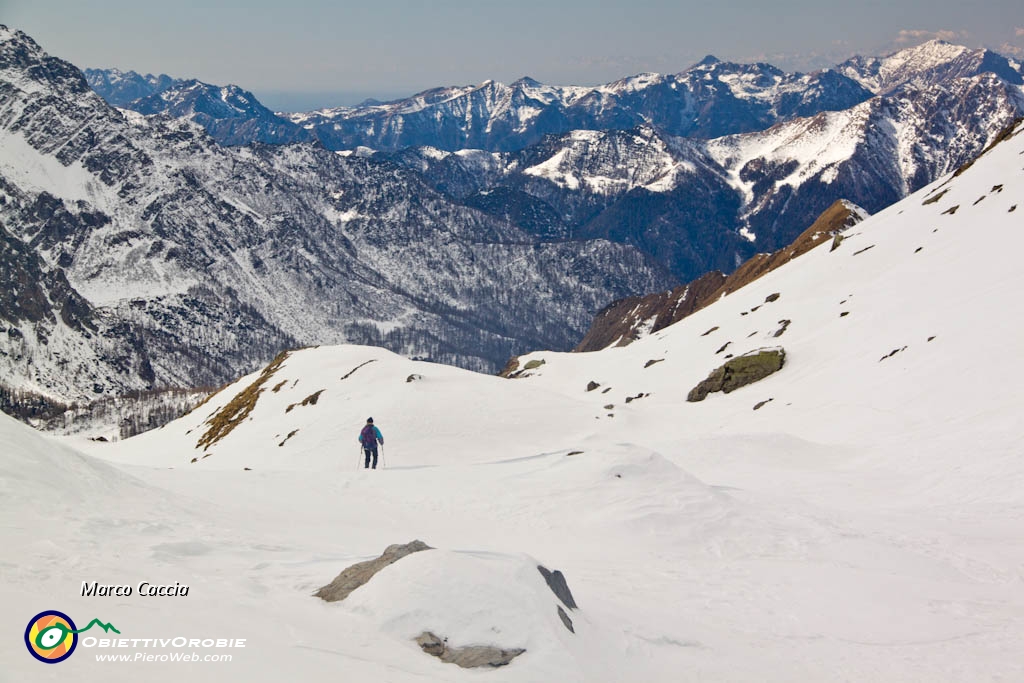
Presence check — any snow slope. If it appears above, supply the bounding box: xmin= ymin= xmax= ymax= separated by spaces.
xmin=4 ymin=127 xmax=1024 ymax=681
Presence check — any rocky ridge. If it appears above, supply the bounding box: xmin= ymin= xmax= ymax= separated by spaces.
xmin=0 ymin=26 xmax=671 ymax=411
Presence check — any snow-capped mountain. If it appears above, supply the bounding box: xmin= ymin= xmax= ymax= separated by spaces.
xmin=83 ymin=67 xmax=178 ymax=107
xmin=393 ymin=72 xmax=1023 ymax=281
xmin=0 ymin=26 xmax=671 ymax=409
xmin=282 ymin=62 xmax=873 ymax=152
xmin=572 ymin=199 xmax=867 ymax=351
xmin=9 ymin=118 xmax=1019 ymax=681
xmin=76 ymin=40 xmax=1023 ymax=287
xmin=129 ymin=79 xmax=313 ymax=146
xmin=87 ymin=59 xmax=873 ymax=153
xmin=86 ymin=68 xmax=312 ymax=146
xmin=86 ymin=41 xmax=1022 ymax=157
xmin=838 ymin=39 xmax=1023 ymax=94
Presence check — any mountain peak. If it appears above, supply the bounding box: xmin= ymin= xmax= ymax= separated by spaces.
xmin=0 ymin=24 xmax=91 ymax=96
xmin=695 ymin=55 xmax=721 ymax=67
xmin=512 ymin=76 xmax=543 ymax=88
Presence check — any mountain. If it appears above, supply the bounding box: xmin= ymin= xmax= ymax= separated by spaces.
xmin=87 ymin=59 xmax=873 ymax=153
xmin=10 ymin=118 xmax=1021 ymax=681
xmin=0 ymin=26 xmax=672 ymax=411
xmin=129 ymin=79 xmax=313 ymax=145
xmin=86 ymin=41 xmax=1021 ymax=157
xmin=83 ymin=67 xmax=177 ymax=106
xmin=395 ymin=71 xmax=1023 ymax=281
xmin=86 ymin=68 xmax=313 ymax=146
xmin=572 ymin=199 xmax=867 ymax=352
xmin=838 ymin=39 xmax=1024 ymax=94
xmin=78 ymin=42 xmax=1023 ymax=288
xmin=282 ymin=62 xmax=874 ymax=153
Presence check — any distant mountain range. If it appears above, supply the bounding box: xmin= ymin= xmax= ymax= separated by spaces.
xmin=86 ymin=41 xmax=1022 ymax=153
xmin=1 ymin=26 xmax=669 ymax=408
xmin=84 ymin=41 xmax=1024 ymax=280
xmin=2 ymin=24 xmax=1023 ymax=423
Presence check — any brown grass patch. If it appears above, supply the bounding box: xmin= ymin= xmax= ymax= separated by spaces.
xmin=286 ymin=389 xmax=324 ymax=413
xmin=196 ymin=350 xmax=291 ymax=452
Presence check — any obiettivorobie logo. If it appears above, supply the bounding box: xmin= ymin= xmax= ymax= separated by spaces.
xmin=25 ymin=610 xmax=246 ymax=665
xmin=25 ymin=610 xmax=120 ymax=663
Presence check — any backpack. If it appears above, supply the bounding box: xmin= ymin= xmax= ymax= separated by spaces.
xmin=360 ymin=424 xmax=377 ymax=447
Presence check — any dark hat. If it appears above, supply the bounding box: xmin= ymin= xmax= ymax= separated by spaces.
xmin=366 ymin=417 xmax=373 ymax=423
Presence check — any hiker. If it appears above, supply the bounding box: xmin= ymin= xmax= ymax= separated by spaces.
xmin=359 ymin=417 xmax=384 ymax=469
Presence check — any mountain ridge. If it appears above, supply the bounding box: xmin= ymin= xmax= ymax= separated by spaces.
xmin=0 ymin=26 xmax=672 ymax=411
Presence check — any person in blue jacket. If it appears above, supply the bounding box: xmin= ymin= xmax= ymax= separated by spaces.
xmin=358 ymin=417 xmax=384 ymax=469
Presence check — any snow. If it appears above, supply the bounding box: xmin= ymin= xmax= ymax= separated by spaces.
xmin=0 ymin=132 xmax=101 ymax=205
xmin=706 ymin=107 xmax=869 ymax=205
xmin=4 ymin=103 xmax=1024 ymax=683
xmin=523 ymin=148 xmax=580 ymax=189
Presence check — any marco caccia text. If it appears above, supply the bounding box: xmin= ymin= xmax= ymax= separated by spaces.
xmin=82 ymin=581 xmax=190 ymax=597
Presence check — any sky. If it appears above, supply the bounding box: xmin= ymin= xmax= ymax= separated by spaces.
xmin=3 ymin=0 xmax=1023 ymax=110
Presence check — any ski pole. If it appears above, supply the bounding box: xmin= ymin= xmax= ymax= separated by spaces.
xmin=381 ymin=444 xmax=385 ymax=469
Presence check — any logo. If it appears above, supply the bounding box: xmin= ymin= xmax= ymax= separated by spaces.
xmin=25 ymin=610 xmax=119 ymax=664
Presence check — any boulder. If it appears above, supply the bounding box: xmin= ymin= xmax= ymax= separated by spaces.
xmin=687 ymin=348 xmax=786 ymax=402
xmin=314 ymin=540 xmax=433 ymax=602
xmin=415 ymin=632 xmax=525 ymax=668
xmin=537 ymin=565 xmax=578 ymax=609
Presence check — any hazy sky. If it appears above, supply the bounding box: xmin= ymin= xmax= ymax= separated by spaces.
xmin=4 ymin=0 xmax=1023 ymax=110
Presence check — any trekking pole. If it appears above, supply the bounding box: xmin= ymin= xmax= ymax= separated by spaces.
xmin=357 ymin=446 xmax=362 ymax=470
xmin=381 ymin=444 xmax=386 ymax=469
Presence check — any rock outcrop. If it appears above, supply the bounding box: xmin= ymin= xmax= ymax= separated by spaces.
xmin=537 ymin=565 xmax=578 ymax=609
xmin=575 ymin=200 xmax=865 ymax=351
xmin=687 ymin=348 xmax=786 ymax=402
xmin=314 ymin=540 xmax=433 ymax=602
xmin=415 ymin=631 xmax=525 ymax=668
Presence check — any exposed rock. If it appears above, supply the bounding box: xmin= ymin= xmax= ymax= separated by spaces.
xmin=314 ymin=540 xmax=433 ymax=602
xmin=687 ymin=348 xmax=786 ymax=402
xmin=575 ymin=200 xmax=863 ymax=352
xmin=500 ymin=357 xmax=545 ymax=379
xmin=498 ymin=357 xmax=520 ymax=378
xmin=586 ymin=381 xmax=600 ymax=392
xmin=340 ymin=360 xmax=376 ymax=381
xmin=415 ymin=632 xmax=525 ymax=668
xmin=406 ymin=374 xmax=423 ymax=383
xmin=573 ymin=273 xmax=727 ymax=351
xmin=557 ymin=606 xmax=575 ymax=633
xmin=537 ymin=565 xmax=578 ymax=609
xmin=645 ymin=358 xmax=665 ymax=368
xmin=922 ymin=188 xmax=949 ymax=205
xmin=285 ymin=389 xmax=323 ymax=413
xmin=278 ymin=429 xmax=298 ymax=447
xmin=879 ymin=346 xmax=908 ymax=362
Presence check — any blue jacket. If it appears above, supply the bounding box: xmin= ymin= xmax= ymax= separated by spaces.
xmin=358 ymin=425 xmax=383 ymax=447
